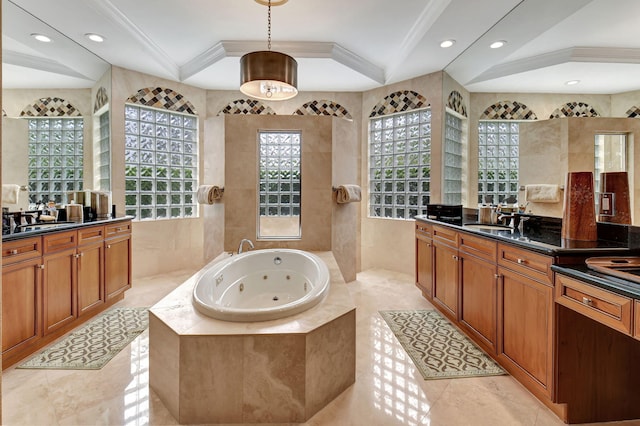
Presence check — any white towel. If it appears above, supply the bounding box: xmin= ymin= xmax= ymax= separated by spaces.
xmin=525 ymin=184 xmax=561 ymax=203
xmin=196 ymin=185 xmax=223 ymax=204
xmin=335 ymin=184 xmax=361 ymax=204
xmin=2 ymin=184 xmax=21 ymax=204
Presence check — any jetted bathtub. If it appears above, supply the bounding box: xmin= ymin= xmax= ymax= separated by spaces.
xmin=192 ymin=248 xmax=330 ymax=321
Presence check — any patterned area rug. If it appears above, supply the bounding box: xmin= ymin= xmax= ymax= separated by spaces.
xmin=379 ymin=309 xmax=506 ymax=380
xmin=18 ymin=307 xmax=148 ymax=370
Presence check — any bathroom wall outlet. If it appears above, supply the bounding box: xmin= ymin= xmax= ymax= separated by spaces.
xmin=599 ymin=192 xmax=615 ymax=216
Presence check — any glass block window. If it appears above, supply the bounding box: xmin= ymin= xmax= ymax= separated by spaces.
xmin=478 ymin=121 xmax=519 ymax=204
xmin=258 ymin=131 xmax=301 ymax=217
xmin=369 ymin=108 xmax=431 ymax=219
xmin=443 ymin=112 xmax=463 ymax=205
xmin=124 ymin=104 xmax=198 ymax=220
xmin=97 ymin=111 xmax=110 ymax=190
xmin=28 ymin=117 xmax=84 ymax=205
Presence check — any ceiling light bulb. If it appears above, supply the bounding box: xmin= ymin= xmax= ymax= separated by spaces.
xmin=565 ymin=80 xmax=580 ymax=86
xmin=85 ymin=33 xmax=105 ymax=43
xmin=440 ymin=40 xmax=455 ymax=48
xmin=31 ymin=33 xmax=52 ymax=43
xmin=490 ymin=40 xmax=506 ymax=49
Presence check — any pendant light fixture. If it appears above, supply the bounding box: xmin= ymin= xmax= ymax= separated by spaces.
xmin=240 ymin=0 xmax=298 ymax=100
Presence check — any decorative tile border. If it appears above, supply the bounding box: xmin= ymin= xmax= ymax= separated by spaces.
xmin=94 ymin=87 xmax=109 ymax=113
xmin=549 ymin=102 xmax=599 ymax=118
xmin=20 ymin=97 xmax=82 ymax=117
xmin=217 ymin=99 xmax=276 ymax=115
xmin=127 ymin=87 xmax=197 ymax=115
xmin=447 ymin=90 xmax=467 ymax=117
xmin=369 ymin=90 xmax=429 ymax=117
xmin=293 ymin=99 xmax=353 ymax=120
xmin=480 ymin=100 xmax=537 ymax=120
xmin=626 ymin=106 xmax=640 ymax=118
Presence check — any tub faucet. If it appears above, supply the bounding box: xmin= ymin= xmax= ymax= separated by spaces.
xmin=238 ymin=238 xmax=254 ymax=254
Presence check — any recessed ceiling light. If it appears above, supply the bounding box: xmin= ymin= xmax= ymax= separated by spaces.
xmin=565 ymin=80 xmax=580 ymax=86
xmin=85 ymin=33 xmax=105 ymax=43
xmin=490 ymin=40 xmax=506 ymax=49
xmin=440 ymin=40 xmax=455 ymax=48
xmin=31 ymin=33 xmax=52 ymax=43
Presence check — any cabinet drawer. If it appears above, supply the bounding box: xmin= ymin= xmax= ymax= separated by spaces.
xmin=2 ymin=237 xmax=42 ymax=264
xmin=432 ymin=225 xmax=458 ymax=247
xmin=556 ymin=274 xmax=632 ymax=335
xmin=78 ymin=225 xmax=105 ymax=246
xmin=498 ymin=243 xmax=552 ymax=285
xmin=105 ymin=221 xmax=131 ymax=238
xmin=415 ymin=222 xmax=432 ymax=239
xmin=42 ymin=230 xmax=77 ymax=254
xmin=460 ymin=231 xmax=497 ymax=262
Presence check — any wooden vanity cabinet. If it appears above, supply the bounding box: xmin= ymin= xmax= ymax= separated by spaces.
xmin=415 ymin=222 xmax=433 ymax=298
xmin=42 ymin=231 xmax=78 ymax=336
xmin=1 ymin=237 xmax=43 ymax=362
xmin=432 ymin=225 xmax=459 ymax=320
xmin=104 ymin=222 xmax=132 ymax=301
xmin=1 ymin=219 xmax=133 ymax=369
xmin=77 ymin=225 xmax=106 ymax=317
xmin=458 ymin=232 xmax=498 ymax=353
xmin=497 ymin=244 xmax=554 ymax=400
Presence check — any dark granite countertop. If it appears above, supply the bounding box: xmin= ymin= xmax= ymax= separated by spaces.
xmin=551 ymin=264 xmax=640 ymax=299
xmin=414 ymin=214 xmax=638 ymax=256
xmin=2 ymin=216 xmax=134 ymax=242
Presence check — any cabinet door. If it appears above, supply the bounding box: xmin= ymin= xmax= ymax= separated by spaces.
xmin=460 ymin=254 xmax=497 ymax=353
xmin=77 ymin=242 xmax=105 ymax=317
xmin=42 ymin=247 xmax=77 ymax=335
xmin=416 ymin=235 xmax=433 ymax=298
xmin=2 ymin=257 xmax=42 ymax=356
xmin=433 ymin=241 xmax=459 ymax=319
xmin=105 ymin=234 xmax=132 ymax=300
xmin=498 ymin=266 xmax=553 ymax=398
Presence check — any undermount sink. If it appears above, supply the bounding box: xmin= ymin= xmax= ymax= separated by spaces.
xmin=462 ymin=223 xmax=512 ymax=231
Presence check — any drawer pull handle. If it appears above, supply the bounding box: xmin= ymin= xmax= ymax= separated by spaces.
xmin=106 ymin=244 xmax=111 ymax=249
xmin=452 ymin=255 xmax=459 ymax=261
xmin=39 ymin=264 xmax=45 ymax=269
xmin=494 ymin=274 xmax=500 ymax=279
xmin=582 ymin=297 xmax=593 ymax=306
xmin=9 ymin=249 xmax=18 ymax=255
xmin=517 ymin=258 xmax=526 ymax=264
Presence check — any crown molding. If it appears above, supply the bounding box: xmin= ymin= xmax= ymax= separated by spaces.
xmin=87 ymin=0 xmax=180 ymax=79
xmin=385 ymin=0 xmax=451 ymax=82
xmin=468 ymin=46 xmax=640 ymax=85
xmin=179 ymin=40 xmax=385 ymax=84
xmin=3 ymin=50 xmax=93 ymax=80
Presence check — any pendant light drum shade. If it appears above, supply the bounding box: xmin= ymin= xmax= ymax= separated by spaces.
xmin=240 ymin=51 xmax=298 ymax=100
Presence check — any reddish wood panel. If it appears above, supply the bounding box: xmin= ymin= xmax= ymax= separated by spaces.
xmin=562 ymin=171 xmax=597 ymax=241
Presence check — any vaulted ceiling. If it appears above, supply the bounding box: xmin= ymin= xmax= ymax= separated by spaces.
xmin=3 ymin=0 xmax=640 ymax=94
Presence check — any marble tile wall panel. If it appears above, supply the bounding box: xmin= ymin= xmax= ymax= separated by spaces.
xmin=305 ymin=309 xmax=357 ymax=418
xmin=179 ymin=335 xmax=245 ymax=424
xmin=242 ymin=334 xmax=307 ymax=423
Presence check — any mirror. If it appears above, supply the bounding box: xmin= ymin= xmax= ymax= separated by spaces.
xmin=257 ymin=129 xmax=302 ymax=239
xmin=2 ymin=0 xmax=111 ymax=210
xmin=444 ymin=1 xmax=639 ymax=225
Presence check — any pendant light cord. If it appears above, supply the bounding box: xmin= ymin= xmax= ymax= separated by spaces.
xmin=267 ymin=0 xmax=272 ymax=51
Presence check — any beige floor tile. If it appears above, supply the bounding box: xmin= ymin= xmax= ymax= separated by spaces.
xmin=2 ymin=267 xmax=636 ymax=425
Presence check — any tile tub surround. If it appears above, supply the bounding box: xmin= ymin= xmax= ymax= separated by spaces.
xmin=149 ymin=251 xmax=356 ymax=424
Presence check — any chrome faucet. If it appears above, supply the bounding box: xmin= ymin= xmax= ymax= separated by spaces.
xmin=498 ymin=213 xmax=516 ymax=228
xmin=237 ymin=238 xmax=254 ymax=254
